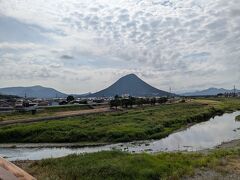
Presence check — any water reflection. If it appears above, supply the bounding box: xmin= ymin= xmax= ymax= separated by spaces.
xmin=1 ymin=111 xmax=240 ymax=161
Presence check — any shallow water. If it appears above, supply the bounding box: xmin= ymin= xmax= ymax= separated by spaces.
xmin=1 ymin=111 xmax=240 ymax=161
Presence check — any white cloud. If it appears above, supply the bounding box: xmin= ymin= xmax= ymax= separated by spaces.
xmin=0 ymin=0 xmax=239 ymax=93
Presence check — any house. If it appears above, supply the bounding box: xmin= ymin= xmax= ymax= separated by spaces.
xmin=32 ymin=99 xmax=49 ymax=106
xmin=0 ymin=100 xmax=14 ymax=111
xmin=15 ymin=99 xmax=24 ymax=109
xmin=15 ymin=99 xmax=38 ymax=111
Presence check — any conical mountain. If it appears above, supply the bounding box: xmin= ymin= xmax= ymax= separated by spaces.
xmin=89 ymin=74 xmax=171 ymax=97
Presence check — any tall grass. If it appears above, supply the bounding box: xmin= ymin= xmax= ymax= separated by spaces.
xmin=27 ymin=149 xmax=240 ymax=180
xmin=1 ymin=98 xmax=239 ymax=143
xmin=236 ymin=115 xmax=240 ymax=121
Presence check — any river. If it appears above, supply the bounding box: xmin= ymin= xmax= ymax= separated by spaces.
xmin=1 ymin=111 xmax=240 ymax=161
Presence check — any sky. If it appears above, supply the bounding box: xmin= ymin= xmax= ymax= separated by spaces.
xmin=0 ymin=0 xmax=240 ymax=94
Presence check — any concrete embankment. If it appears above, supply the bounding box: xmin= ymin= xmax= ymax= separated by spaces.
xmin=0 ymin=157 xmax=35 ymax=180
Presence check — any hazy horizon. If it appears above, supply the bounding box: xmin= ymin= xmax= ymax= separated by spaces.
xmin=0 ymin=73 xmax=239 ymax=95
xmin=0 ymin=0 xmax=240 ymax=94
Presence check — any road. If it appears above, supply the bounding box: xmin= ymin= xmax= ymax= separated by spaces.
xmin=0 ymin=107 xmax=112 ymax=127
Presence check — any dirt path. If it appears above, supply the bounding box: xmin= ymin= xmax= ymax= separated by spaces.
xmin=0 ymin=107 xmax=112 ymax=127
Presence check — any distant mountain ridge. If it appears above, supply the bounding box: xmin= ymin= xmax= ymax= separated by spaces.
xmin=88 ymin=74 xmax=172 ymax=97
xmin=0 ymin=85 xmax=67 ymax=98
xmin=181 ymin=87 xmax=240 ymax=96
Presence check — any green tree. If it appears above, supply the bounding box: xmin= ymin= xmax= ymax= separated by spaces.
xmin=110 ymin=95 xmax=121 ymax=109
xmin=121 ymin=98 xmax=129 ymax=108
xmin=136 ymin=98 xmax=144 ymax=107
xmin=150 ymin=98 xmax=156 ymax=105
xmin=129 ymin=96 xmax=136 ymax=108
xmin=110 ymin=99 xmax=121 ymax=109
xmin=67 ymin=95 xmax=75 ymax=102
xmin=114 ymin=95 xmax=120 ymax=100
xmin=157 ymin=97 xmax=168 ymax=104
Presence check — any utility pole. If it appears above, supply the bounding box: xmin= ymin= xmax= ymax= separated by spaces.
xmin=169 ymin=87 xmax=172 ymax=98
xmin=234 ymin=85 xmax=236 ymax=97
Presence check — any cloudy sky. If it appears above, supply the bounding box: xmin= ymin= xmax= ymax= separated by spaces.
xmin=0 ymin=0 xmax=239 ymax=94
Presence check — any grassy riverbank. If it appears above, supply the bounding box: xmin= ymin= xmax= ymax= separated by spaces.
xmin=0 ymin=98 xmax=239 ymax=143
xmin=18 ymin=148 xmax=240 ymax=180
xmin=236 ymin=115 xmax=240 ymax=121
xmin=0 ymin=104 xmax=92 ymax=122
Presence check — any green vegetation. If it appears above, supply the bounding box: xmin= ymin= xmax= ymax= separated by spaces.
xmin=0 ymin=98 xmax=239 ymax=143
xmin=0 ymin=104 xmax=92 ymax=122
xmin=67 ymin=95 xmax=75 ymax=102
xmin=192 ymin=97 xmax=240 ymax=112
xmin=0 ymin=94 xmax=19 ymax=99
xmin=0 ymin=102 xmax=210 ymax=142
xmin=25 ymin=149 xmax=240 ymax=180
xmin=236 ymin=115 xmax=240 ymax=121
xmin=110 ymin=96 xmax=168 ymax=109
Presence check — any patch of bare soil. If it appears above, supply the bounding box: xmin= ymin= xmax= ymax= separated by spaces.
xmin=184 ymin=169 xmax=240 ymax=180
xmin=184 ymin=157 xmax=240 ymax=180
xmin=218 ymin=157 xmax=240 ymax=175
xmin=216 ymin=139 xmax=240 ymax=149
xmin=55 ymin=107 xmax=110 ymax=116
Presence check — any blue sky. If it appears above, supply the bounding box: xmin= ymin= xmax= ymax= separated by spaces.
xmin=0 ymin=0 xmax=239 ymax=94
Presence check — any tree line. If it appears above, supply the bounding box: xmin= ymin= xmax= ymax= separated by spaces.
xmin=110 ymin=95 xmax=168 ymax=109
